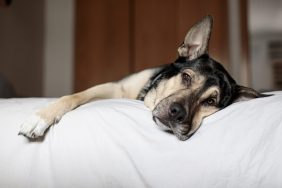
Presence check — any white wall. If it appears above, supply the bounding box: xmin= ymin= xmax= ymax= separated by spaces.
xmin=0 ymin=0 xmax=75 ymax=97
xmin=228 ymin=0 xmax=242 ymax=84
xmin=248 ymin=0 xmax=282 ymax=91
xmin=250 ymin=33 xmax=282 ymax=91
xmin=249 ymin=0 xmax=282 ymax=34
xmin=43 ymin=0 xmax=75 ymax=97
xmin=0 ymin=0 xmax=44 ymax=97
xmin=227 ymin=0 xmax=250 ymax=86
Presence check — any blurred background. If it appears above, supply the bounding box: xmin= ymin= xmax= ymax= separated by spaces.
xmin=0 ymin=0 xmax=281 ymax=98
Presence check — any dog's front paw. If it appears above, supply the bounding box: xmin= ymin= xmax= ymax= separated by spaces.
xmin=19 ymin=114 xmax=50 ymax=139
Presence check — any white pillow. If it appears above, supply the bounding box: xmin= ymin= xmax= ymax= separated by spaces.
xmin=0 ymin=92 xmax=282 ymax=188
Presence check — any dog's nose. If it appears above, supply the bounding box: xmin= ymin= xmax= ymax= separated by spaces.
xmin=169 ymin=103 xmax=186 ymax=123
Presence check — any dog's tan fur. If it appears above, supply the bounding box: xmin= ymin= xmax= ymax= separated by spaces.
xmin=37 ymin=68 xmax=157 ymax=125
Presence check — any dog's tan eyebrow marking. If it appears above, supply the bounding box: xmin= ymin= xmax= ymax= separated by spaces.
xmin=182 ymin=69 xmax=206 ymax=91
xmin=200 ymin=86 xmax=220 ymax=102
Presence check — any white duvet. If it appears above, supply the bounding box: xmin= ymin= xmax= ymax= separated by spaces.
xmin=0 ymin=92 xmax=282 ymax=188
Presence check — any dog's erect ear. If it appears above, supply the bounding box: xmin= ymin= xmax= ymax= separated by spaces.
xmin=178 ymin=15 xmax=213 ymax=60
xmin=232 ymin=85 xmax=270 ymax=102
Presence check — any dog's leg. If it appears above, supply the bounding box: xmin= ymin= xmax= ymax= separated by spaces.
xmin=19 ymin=68 xmax=156 ymax=138
xmin=19 ymin=82 xmax=123 ymax=138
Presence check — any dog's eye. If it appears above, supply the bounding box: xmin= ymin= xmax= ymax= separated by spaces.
xmin=181 ymin=73 xmax=191 ymax=85
xmin=202 ymin=98 xmax=216 ymax=106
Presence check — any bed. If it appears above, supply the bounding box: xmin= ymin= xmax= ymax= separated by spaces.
xmin=1 ymin=91 xmax=282 ymax=188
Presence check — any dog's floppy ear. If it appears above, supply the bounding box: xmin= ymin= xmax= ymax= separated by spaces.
xmin=232 ymin=85 xmax=270 ymax=102
xmin=178 ymin=15 xmax=213 ymax=60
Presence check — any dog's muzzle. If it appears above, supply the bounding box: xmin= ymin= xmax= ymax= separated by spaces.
xmin=152 ymin=103 xmax=194 ymax=141
xmin=153 ymin=115 xmax=194 ymax=141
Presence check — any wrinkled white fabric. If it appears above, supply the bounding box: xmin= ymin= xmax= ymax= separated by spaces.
xmin=0 ymin=92 xmax=282 ymax=188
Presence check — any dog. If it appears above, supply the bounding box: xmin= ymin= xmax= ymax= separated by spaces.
xmin=19 ymin=15 xmax=268 ymax=141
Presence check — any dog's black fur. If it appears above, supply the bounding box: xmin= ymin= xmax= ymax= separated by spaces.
xmin=140 ymin=54 xmax=266 ymax=108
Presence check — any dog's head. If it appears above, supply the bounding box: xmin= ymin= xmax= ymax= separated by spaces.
xmin=149 ymin=16 xmax=265 ymax=140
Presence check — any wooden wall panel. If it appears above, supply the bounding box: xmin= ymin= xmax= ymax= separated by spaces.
xmin=74 ymin=0 xmax=233 ymax=90
xmin=134 ymin=0 xmax=179 ymax=71
xmin=74 ymin=0 xmax=130 ymax=91
xmin=133 ymin=0 xmax=229 ymax=71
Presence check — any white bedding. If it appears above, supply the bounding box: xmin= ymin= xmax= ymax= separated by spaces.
xmin=1 ymin=92 xmax=282 ymax=188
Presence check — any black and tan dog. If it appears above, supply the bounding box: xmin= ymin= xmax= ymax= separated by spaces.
xmin=19 ymin=16 xmax=267 ymax=141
